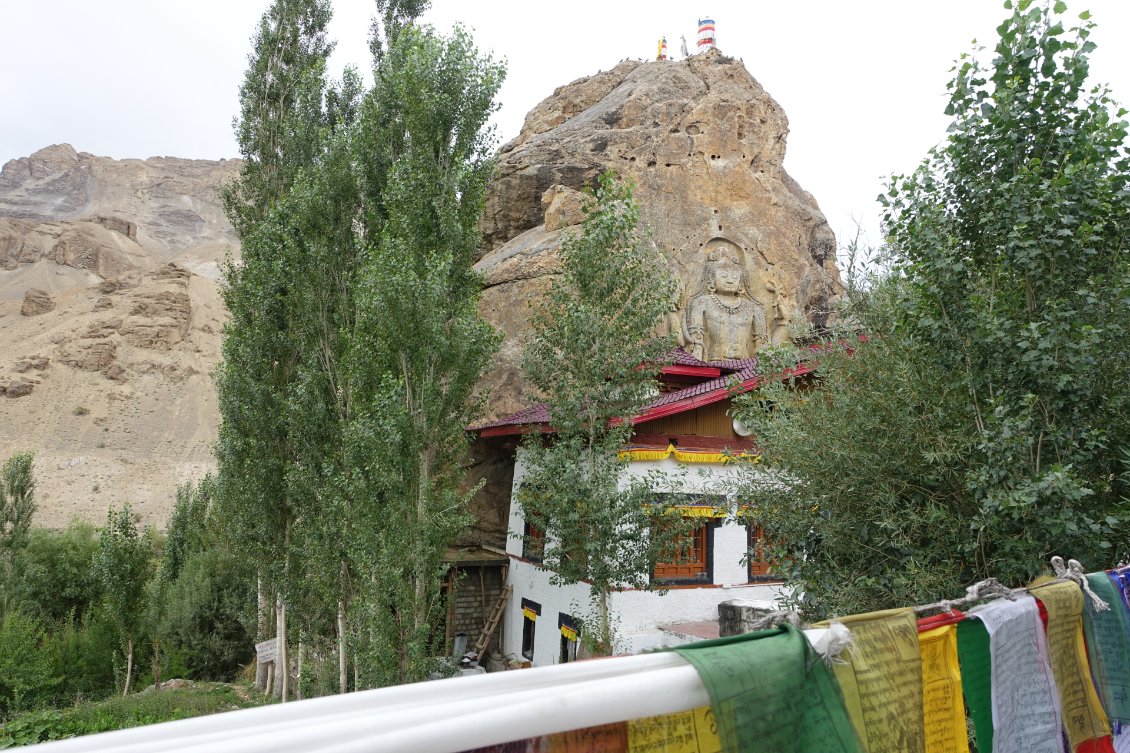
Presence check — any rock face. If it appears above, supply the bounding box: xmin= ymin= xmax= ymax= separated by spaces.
xmin=0 ymin=144 xmax=238 ymax=257
xmin=20 ymin=287 xmax=54 ymax=316
xmin=475 ymin=51 xmax=841 ymax=420
xmin=0 ymin=145 xmax=235 ymax=528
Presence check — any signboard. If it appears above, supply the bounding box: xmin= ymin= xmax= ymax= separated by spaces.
xmin=256 ymin=638 xmax=278 ymax=664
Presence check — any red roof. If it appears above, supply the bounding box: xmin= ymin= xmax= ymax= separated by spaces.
xmin=474 ymin=357 xmax=814 ymax=438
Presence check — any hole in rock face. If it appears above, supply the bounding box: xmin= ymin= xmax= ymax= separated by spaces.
xmin=628 ymin=156 xmax=637 ymax=162
xmin=713 ymin=209 xmax=719 ymax=214
xmin=647 ymin=160 xmax=657 ymax=167
xmin=686 ymin=124 xmax=701 ymax=135
xmin=665 ymin=163 xmax=672 ymax=167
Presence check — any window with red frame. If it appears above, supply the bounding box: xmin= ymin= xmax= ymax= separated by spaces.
xmin=524 ymin=516 xmax=545 ymax=563
xmin=747 ymin=523 xmax=778 ymax=581
xmin=653 ymin=522 xmax=710 ymax=582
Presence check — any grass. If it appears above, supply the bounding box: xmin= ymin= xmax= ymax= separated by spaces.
xmin=0 ymin=682 xmax=270 ymax=748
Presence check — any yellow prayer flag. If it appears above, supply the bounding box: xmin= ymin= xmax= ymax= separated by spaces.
xmin=918 ymin=624 xmax=969 ymax=753
xmin=1030 ymin=579 xmax=1111 ymax=750
xmin=817 ymin=608 xmax=924 ymax=753
xmin=628 ymin=707 xmax=721 ymax=753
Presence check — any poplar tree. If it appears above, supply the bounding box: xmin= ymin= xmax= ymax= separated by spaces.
xmin=215 ymin=0 xmax=335 ymax=701
xmin=93 ymin=505 xmax=153 ymax=696
xmin=516 ymin=174 xmax=685 ymax=655
xmin=342 ymin=21 xmax=504 ymax=685
xmin=219 ymin=0 xmax=505 ymax=689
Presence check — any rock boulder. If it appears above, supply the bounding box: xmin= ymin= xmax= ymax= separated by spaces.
xmin=20 ymin=287 xmax=55 ymax=316
xmin=474 ymin=50 xmax=842 ymax=420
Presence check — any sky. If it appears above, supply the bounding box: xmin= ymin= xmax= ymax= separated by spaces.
xmin=2 ymin=1 xmax=1128 ymax=249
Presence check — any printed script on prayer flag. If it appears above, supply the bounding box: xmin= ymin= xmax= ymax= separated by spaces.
xmin=823 ymin=609 xmax=924 ymax=753
xmin=918 ymin=624 xmax=969 ymax=753
xmin=1032 ymin=579 xmax=1113 ymax=753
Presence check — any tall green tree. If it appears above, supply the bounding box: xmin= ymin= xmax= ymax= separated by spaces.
xmin=882 ymin=0 xmax=1130 ymax=576
xmin=515 ymin=174 xmax=685 ymax=655
xmin=0 ymin=452 xmax=35 ymax=555
xmin=92 ymin=505 xmax=153 ymax=696
xmin=218 ymin=0 xmax=504 ymax=690
xmin=342 ymin=20 xmax=504 ymax=685
xmin=733 ymin=0 xmax=1130 ymax=618
xmin=0 ymin=452 xmax=35 ymax=619
xmin=215 ymin=0 xmax=336 ymax=701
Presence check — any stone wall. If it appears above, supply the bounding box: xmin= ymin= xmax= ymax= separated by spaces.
xmin=449 ymin=565 xmax=506 ymax=656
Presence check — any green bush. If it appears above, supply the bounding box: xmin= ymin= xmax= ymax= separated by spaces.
xmin=159 ymin=549 xmax=253 ymax=680
xmin=11 ymin=524 xmax=100 ymax=625
xmin=0 ymin=612 xmax=59 ymax=720
xmin=46 ymin=604 xmax=123 ymax=706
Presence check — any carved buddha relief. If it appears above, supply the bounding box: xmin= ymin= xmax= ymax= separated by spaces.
xmin=682 ymin=238 xmax=767 ymax=361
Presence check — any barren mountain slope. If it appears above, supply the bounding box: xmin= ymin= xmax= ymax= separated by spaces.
xmin=0 ymin=146 xmax=238 ymax=529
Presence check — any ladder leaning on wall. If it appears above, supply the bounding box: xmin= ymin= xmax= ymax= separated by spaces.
xmin=472 ymin=584 xmax=512 ymax=659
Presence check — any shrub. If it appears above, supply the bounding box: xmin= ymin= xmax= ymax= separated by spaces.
xmin=159 ymin=548 xmax=254 ymax=680
xmin=0 ymin=612 xmax=59 ymax=720
xmin=11 ymin=524 xmax=100 ymax=625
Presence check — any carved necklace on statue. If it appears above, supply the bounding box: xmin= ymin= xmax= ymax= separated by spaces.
xmin=710 ymin=293 xmax=748 ymax=314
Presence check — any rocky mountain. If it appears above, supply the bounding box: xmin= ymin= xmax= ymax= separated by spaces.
xmin=0 ymin=146 xmax=238 ymax=528
xmin=475 ymin=50 xmax=840 ymax=421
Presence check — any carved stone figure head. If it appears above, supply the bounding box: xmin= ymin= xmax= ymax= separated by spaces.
xmin=695 ymin=238 xmax=750 ymax=299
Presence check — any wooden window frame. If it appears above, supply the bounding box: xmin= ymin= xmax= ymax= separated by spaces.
xmin=558 ymin=612 xmax=580 ymax=664
xmin=652 ymin=519 xmax=715 ymax=586
xmin=523 ymin=515 xmax=545 ymax=563
xmin=746 ymin=521 xmax=782 ymax=583
xmin=521 ymin=598 xmax=541 ymax=661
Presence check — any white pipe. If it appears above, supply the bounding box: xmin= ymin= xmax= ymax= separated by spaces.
xmin=322 ymin=665 xmax=710 ymax=753
xmin=33 ymin=628 xmax=837 ymax=753
xmin=34 ymin=652 xmax=687 ymax=752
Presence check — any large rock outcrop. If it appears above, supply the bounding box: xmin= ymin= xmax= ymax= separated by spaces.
xmin=0 ymin=144 xmax=238 ymax=258
xmin=475 ymin=51 xmax=841 ymax=421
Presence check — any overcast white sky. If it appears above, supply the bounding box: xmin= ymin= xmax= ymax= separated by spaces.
xmin=2 ymin=1 xmax=1128 ymax=247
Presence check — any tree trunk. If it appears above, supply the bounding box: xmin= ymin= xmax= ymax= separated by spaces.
xmin=414 ymin=449 xmax=432 ymax=636
xmin=264 ymin=662 xmax=275 ymax=697
xmin=123 ymin=637 xmax=134 ymax=696
xmin=151 ymin=639 xmax=161 ymax=691
xmin=337 ymin=601 xmax=348 ymax=693
xmin=597 ymin=588 xmax=613 ymax=657
xmin=296 ymin=639 xmax=304 ymax=701
xmin=275 ymin=596 xmax=289 ymax=702
xmin=255 ymin=576 xmax=269 ymax=691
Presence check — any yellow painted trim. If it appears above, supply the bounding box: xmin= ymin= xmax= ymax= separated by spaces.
xmin=619 ymin=442 xmax=761 ymax=464
xmin=673 ymin=505 xmax=727 ymax=519
xmin=560 ymin=625 xmax=578 ymax=641
xmin=522 ymin=607 xmax=537 ymax=621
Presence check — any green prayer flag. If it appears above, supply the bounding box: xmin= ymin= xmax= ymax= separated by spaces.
xmin=1083 ymin=572 xmax=1130 ymax=728
xmin=955 ymin=618 xmax=993 ymax=753
xmin=673 ymin=624 xmax=862 ymax=753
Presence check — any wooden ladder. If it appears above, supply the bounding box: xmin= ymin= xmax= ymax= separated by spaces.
xmin=472 ymin=585 xmax=512 ymax=659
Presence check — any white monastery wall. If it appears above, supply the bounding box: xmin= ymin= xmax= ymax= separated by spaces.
xmin=502 ymin=449 xmax=788 ymax=665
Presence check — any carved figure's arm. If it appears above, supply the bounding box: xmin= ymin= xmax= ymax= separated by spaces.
xmin=684 ymin=299 xmax=706 ymax=360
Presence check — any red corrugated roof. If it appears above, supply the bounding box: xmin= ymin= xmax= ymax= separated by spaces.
xmin=473 ymin=359 xmax=815 ymax=437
